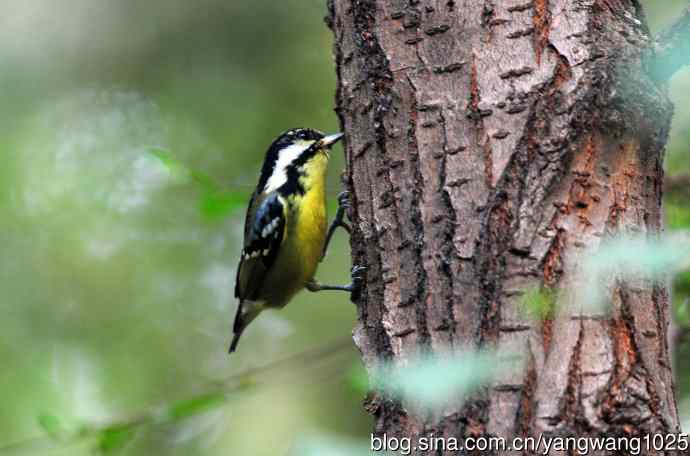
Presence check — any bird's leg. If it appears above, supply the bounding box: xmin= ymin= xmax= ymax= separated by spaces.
xmin=321 ymin=191 xmax=352 ymax=261
xmin=312 ymin=192 xmax=365 ymax=296
xmin=306 ymin=265 xmax=366 ymax=294
xmin=305 ymin=281 xmax=352 ymax=293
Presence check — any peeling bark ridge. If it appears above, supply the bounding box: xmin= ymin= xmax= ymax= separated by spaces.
xmin=329 ymin=0 xmax=680 ymax=452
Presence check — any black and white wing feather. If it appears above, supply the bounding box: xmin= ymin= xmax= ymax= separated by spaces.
xmin=234 ymin=192 xmax=286 ymax=301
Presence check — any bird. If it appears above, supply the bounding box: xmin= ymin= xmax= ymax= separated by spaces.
xmin=229 ymin=127 xmax=359 ymax=353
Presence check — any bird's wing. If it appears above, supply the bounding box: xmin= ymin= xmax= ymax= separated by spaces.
xmin=234 ymin=192 xmax=286 ymax=301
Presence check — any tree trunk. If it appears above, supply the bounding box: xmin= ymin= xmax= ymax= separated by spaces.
xmin=328 ymin=0 xmax=681 ymax=451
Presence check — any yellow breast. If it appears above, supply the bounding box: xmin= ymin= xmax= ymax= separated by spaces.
xmin=260 ymin=152 xmax=329 ymax=307
xmin=290 ymin=153 xmax=328 ymax=281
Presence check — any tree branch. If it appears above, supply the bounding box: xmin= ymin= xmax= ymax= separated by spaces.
xmin=0 ymin=338 xmax=354 ymax=455
xmin=647 ymin=5 xmax=690 ymax=82
xmin=664 ymin=173 xmax=690 ymax=200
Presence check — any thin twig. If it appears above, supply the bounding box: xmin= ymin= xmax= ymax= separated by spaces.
xmin=664 ymin=173 xmax=690 ymax=200
xmin=0 ymin=337 xmax=355 ymax=455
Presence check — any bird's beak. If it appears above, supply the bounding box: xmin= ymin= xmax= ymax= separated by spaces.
xmin=318 ymin=132 xmax=345 ymax=148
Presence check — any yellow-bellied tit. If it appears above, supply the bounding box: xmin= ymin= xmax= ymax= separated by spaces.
xmin=229 ymin=128 xmax=362 ymax=353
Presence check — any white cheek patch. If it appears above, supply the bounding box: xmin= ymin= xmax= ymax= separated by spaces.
xmin=263 ymin=142 xmax=312 ymax=193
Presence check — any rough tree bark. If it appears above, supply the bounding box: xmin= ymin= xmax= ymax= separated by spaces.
xmin=328 ymin=0 xmax=686 ymax=452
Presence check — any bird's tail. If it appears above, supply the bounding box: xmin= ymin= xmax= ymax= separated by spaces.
xmin=229 ymin=332 xmax=242 ymax=353
xmin=229 ymin=302 xmax=245 ymax=353
xmin=228 ymin=301 xmax=261 ymax=354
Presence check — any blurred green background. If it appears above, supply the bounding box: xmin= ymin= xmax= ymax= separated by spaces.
xmin=0 ymin=1 xmax=688 ymax=455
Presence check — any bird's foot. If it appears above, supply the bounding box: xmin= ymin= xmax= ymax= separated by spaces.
xmin=349 ymin=264 xmax=366 ymax=298
xmin=306 ymin=265 xmax=367 ymax=295
xmin=306 ymin=279 xmax=352 ymax=293
xmin=321 ymin=191 xmax=353 ymax=260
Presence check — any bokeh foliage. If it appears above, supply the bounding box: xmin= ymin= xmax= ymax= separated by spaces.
xmin=0 ymin=1 xmax=366 ymax=455
xmin=0 ymin=1 xmax=689 ymax=455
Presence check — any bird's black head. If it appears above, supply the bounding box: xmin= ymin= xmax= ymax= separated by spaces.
xmin=274 ymin=128 xmax=325 ymax=147
xmin=257 ymin=128 xmax=343 ymax=194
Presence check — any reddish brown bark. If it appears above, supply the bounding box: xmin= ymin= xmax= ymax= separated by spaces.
xmin=329 ymin=0 xmax=683 ymax=453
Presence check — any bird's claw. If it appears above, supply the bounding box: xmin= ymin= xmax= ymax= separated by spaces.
xmin=337 ymin=191 xmax=351 ymax=211
xmin=351 ymin=265 xmax=367 ymax=281
xmin=336 ymin=191 xmax=352 ymax=233
xmin=321 ymin=190 xmax=353 ymax=261
xmin=347 ymin=265 xmax=366 ymax=299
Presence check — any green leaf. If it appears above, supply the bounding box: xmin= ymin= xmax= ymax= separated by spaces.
xmin=666 ymin=202 xmax=690 ymax=230
xmin=147 ymin=147 xmax=192 ymax=183
xmin=147 ymin=147 xmax=247 ymax=219
xmin=164 ymin=392 xmax=227 ymax=421
xmin=199 ymin=191 xmax=247 ymax=220
xmin=289 ymin=434 xmax=372 ymax=456
xmin=37 ymin=413 xmax=64 ymax=441
xmin=675 ymin=296 xmax=690 ymax=327
xmin=234 ymin=375 xmax=259 ymax=392
xmin=674 ymin=270 xmax=690 ymax=297
xmin=97 ymin=424 xmax=136 ymax=454
xmin=371 ymin=350 xmax=517 ymax=410
xmin=147 ymin=147 xmax=219 ymax=191
xmin=582 ymin=233 xmax=690 ymax=309
xmin=673 ymin=270 xmax=690 ymax=325
xmin=519 ymin=287 xmax=557 ymax=320
xmin=346 ymin=362 xmax=369 ymax=395
xmin=587 ymin=234 xmax=689 ymax=276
